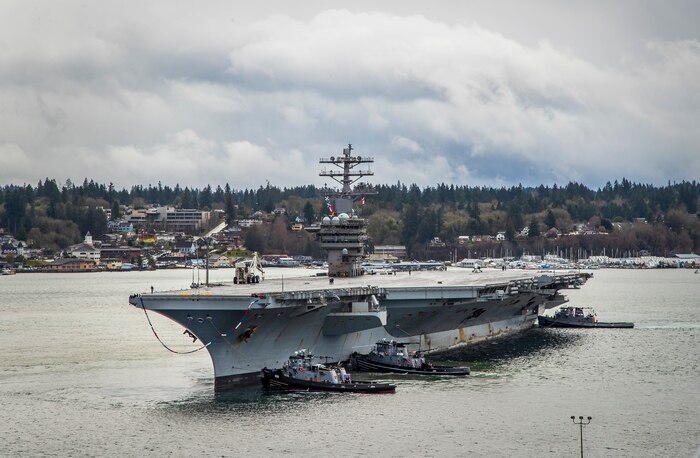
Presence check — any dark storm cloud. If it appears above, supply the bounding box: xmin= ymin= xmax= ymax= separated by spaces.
xmin=0 ymin=2 xmax=698 ymax=189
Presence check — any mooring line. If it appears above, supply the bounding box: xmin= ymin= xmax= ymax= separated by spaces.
xmin=139 ymin=297 xmax=210 ymax=354
xmin=138 ymin=297 xmax=260 ymax=353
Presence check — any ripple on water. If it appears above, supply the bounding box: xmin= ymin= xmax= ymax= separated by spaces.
xmin=2 ymin=269 xmax=699 ymax=457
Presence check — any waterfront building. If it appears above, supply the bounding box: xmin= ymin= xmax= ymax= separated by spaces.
xmin=68 ymin=233 xmax=101 ymax=262
xmin=99 ymin=246 xmax=144 ymax=263
xmin=43 ymin=259 xmax=97 ymax=272
xmin=1 ymin=241 xmax=21 ymax=257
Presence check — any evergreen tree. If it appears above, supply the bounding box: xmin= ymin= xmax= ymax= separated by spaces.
xmin=181 ymin=187 xmax=194 ymax=208
xmin=224 ymin=183 xmax=236 ymax=225
xmin=416 ymin=209 xmax=437 ymax=243
xmin=528 ymin=218 xmax=540 ymax=237
xmin=244 ymin=226 xmax=265 ymax=253
xmin=545 ymin=209 xmax=557 ymax=229
xmin=400 ymin=203 xmax=421 ymax=248
xmin=303 ymin=201 xmax=315 ymax=224
xmin=506 ymin=202 xmax=524 ymax=231
xmin=200 ymin=185 xmax=213 ymax=209
xmin=43 ymin=178 xmax=61 ymax=203
xmin=469 ymin=201 xmax=480 ymax=219
xmin=4 ymin=188 xmax=27 ymax=234
xmin=111 ymin=200 xmax=121 ymax=220
xmin=505 ymin=222 xmax=515 ymax=241
xmin=214 ymin=185 xmax=224 ymax=203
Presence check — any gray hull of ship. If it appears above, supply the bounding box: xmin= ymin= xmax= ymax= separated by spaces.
xmin=128 ymin=268 xmax=584 ymax=389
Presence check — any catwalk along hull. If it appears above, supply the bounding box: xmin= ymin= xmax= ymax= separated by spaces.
xmin=129 ymin=268 xmax=587 ymax=390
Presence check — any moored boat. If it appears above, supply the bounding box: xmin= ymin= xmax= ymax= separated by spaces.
xmin=538 ymin=306 xmax=634 ymax=328
xmin=352 ymin=340 xmax=470 ymax=376
xmin=261 ymin=350 xmax=396 ymax=393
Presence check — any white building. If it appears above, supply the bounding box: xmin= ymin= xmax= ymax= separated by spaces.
xmin=238 ymin=219 xmax=263 ymax=228
xmin=69 ymin=232 xmax=101 ymax=262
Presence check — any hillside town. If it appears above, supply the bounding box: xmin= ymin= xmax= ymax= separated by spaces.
xmin=1 ymin=177 xmax=699 ymax=274
xmin=1 ymin=201 xmax=698 ymax=274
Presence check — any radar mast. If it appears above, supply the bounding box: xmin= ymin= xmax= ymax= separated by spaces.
xmin=319 ymin=144 xmax=377 ymax=215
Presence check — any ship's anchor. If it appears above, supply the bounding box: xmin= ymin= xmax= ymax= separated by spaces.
xmin=183 ymin=329 xmax=198 ymax=342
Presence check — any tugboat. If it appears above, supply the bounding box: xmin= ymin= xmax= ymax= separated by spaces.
xmin=538 ymin=306 xmax=634 ymax=328
xmin=352 ymin=340 xmax=470 ymax=376
xmin=261 ymin=350 xmax=396 ymax=393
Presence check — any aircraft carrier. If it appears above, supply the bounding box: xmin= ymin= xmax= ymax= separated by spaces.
xmin=128 ymin=145 xmax=590 ymax=390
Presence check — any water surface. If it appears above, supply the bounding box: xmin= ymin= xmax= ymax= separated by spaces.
xmin=1 ymin=268 xmax=698 ymax=456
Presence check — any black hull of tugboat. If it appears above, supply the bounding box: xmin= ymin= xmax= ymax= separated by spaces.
xmin=215 ymin=371 xmax=264 ymax=391
xmin=352 ymin=356 xmax=470 ymax=376
xmin=537 ymin=316 xmax=634 ymax=328
xmin=260 ymin=369 xmax=396 ymax=393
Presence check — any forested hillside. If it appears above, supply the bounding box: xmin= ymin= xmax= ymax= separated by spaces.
xmin=1 ymin=178 xmax=698 ymax=257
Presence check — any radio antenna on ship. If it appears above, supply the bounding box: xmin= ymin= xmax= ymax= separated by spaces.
xmin=319 ymin=143 xmax=377 ymax=215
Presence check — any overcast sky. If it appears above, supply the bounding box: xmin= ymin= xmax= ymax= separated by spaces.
xmin=1 ymin=1 xmax=698 ymax=191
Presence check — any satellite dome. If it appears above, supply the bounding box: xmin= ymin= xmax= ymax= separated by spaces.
xmin=322 ymin=216 xmax=331 ymax=224
xmin=338 ymin=213 xmax=349 ymax=220
xmin=331 ymin=217 xmax=340 ymax=225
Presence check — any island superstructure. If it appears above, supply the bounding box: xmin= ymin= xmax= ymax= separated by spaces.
xmin=317 ymin=144 xmax=376 ymax=277
xmin=129 ymin=144 xmax=590 ymax=390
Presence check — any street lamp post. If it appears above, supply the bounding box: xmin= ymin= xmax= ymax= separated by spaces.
xmin=197 ymin=237 xmax=212 ymax=286
xmin=571 ymin=415 xmax=592 ymax=458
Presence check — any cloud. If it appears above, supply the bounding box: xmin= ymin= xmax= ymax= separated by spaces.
xmin=0 ymin=143 xmax=34 ymax=184
xmin=36 ymin=131 xmax=313 ymax=190
xmin=0 ymin=4 xmax=698 ymax=190
xmin=391 ymin=136 xmax=423 ymax=153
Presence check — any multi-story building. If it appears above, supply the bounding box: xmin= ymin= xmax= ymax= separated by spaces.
xmin=164 ymin=208 xmax=211 ymax=231
xmin=373 ymin=245 xmax=407 ymax=260
xmin=123 ymin=206 xmax=211 ymax=233
xmin=68 ymin=232 xmax=101 ymax=262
